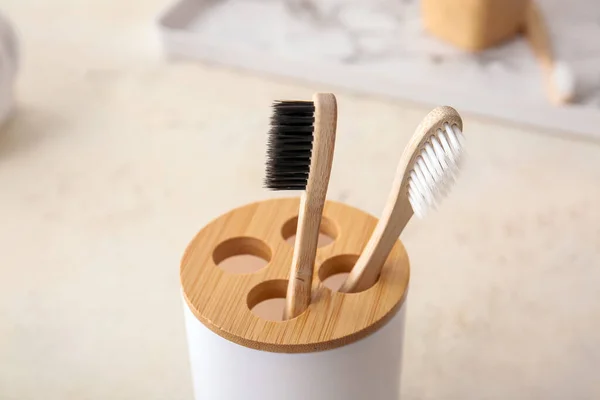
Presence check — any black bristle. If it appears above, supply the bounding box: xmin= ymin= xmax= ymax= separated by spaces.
xmin=264 ymin=100 xmax=315 ymax=191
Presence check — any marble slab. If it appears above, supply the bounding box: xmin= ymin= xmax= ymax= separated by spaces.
xmin=158 ymin=0 xmax=600 ymax=140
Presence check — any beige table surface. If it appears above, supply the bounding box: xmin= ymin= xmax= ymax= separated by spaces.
xmin=1 ymin=1 xmax=599 ymax=399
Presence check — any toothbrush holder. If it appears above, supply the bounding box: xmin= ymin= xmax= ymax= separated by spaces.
xmin=180 ymin=197 xmax=410 ymax=400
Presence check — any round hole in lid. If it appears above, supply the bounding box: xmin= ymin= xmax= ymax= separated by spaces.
xmin=281 ymin=215 xmax=338 ymax=247
xmin=319 ymin=254 xmax=362 ymax=292
xmin=247 ymin=279 xmax=289 ymax=321
xmin=212 ymin=237 xmax=271 ymax=274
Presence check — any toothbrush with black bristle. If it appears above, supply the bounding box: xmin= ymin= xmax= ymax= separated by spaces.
xmin=264 ymin=93 xmax=337 ymax=320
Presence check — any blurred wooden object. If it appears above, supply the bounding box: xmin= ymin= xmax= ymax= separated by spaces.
xmin=422 ymin=0 xmax=528 ymax=52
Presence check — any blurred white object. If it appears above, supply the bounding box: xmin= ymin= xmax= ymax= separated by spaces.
xmin=550 ymin=60 xmax=575 ymax=103
xmin=0 ymin=10 xmax=18 ymax=127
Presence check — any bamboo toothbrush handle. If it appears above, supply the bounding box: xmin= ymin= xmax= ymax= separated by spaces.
xmin=284 ymin=93 xmax=337 ymax=319
xmin=524 ymin=1 xmax=573 ymax=104
xmin=524 ymin=1 xmax=553 ymax=68
xmin=339 ymin=161 xmax=413 ymax=293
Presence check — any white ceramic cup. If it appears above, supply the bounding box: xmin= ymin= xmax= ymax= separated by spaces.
xmin=183 ymin=296 xmax=407 ymax=400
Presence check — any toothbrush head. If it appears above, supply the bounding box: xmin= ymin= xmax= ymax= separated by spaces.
xmin=264 ymin=100 xmax=315 ymax=191
xmin=550 ymin=60 xmax=575 ymax=104
xmin=405 ymin=106 xmax=465 ymax=218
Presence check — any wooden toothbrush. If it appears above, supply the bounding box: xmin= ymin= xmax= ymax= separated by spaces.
xmin=339 ymin=106 xmax=465 ymax=293
xmin=524 ymin=0 xmax=575 ymax=105
xmin=264 ymin=93 xmax=337 ymax=319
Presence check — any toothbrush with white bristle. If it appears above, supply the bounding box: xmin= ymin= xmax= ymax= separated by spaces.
xmin=339 ymin=106 xmax=465 ymax=293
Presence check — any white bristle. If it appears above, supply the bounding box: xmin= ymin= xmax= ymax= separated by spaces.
xmin=408 ymin=123 xmax=464 ymax=218
xmin=551 ymin=61 xmax=575 ymax=103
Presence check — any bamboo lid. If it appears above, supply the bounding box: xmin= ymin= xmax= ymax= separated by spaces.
xmin=180 ymin=197 xmax=410 ymax=353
